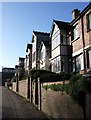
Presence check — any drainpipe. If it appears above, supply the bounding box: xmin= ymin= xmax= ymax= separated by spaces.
xmin=81 ymin=16 xmax=86 ymax=74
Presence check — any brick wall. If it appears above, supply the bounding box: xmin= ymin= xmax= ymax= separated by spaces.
xmin=72 ymin=20 xmax=83 ymax=53
xmin=83 ymin=10 xmax=91 ymax=47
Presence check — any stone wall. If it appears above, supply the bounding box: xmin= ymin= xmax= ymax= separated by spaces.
xmin=12 ymin=82 xmax=16 ymax=92
xmin=37 ymin=80 xmax=91 ymax=119
xmin=41 ymin=87 xmax=83 ymax=119
xmin=18 ymin=80 xmax=28 ymax=99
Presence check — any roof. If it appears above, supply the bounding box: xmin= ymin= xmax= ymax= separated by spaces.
xmin=50 ymin=19 xmax=69 ymax=36
xmin=70 ymin=2 xmax=91 ymax=26
xmin=15 ymin=65 xmax=19 ymax=69
xmin=42 ymin=39 xmax=51 ymax=47
xmin=2 ymin=67 xmax=15 ymax=70
xmin=26 ymin=43 xmax=32 ymax=52
xmin=33 ymin=31 xmax=50 ymax=36
xmin=39 ymin=39 xmax=51 ymax=52
xmin=54 ymin=19 xmax=69 ymax=29
xmin=32 ymin=31 xmax=50 ymax=43
xmin=19 ymin=57 xmax=25 ymax=61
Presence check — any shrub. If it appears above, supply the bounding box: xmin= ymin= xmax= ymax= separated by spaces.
xmin=42 ymin=73 xmax=91 ymax=106
xmin=87 ymin=70 xmax=91 ymax=74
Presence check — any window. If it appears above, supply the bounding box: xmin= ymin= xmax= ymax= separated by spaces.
xmin=61 ymin=35 xmax=63 ymax=44
xmin=87 ymin=12 xmax=91 ymax=31
xmin=52 ymin=57 xmax=61 ymax=72
xmin=40 ymin=49 xmax=45 ymax=59
xmin=52 ymin=30 xmax=60 ymax=50
xmin=73 ymin=54 xmax=84 ymax=72
xmin=61 ymin=56 xmax=68 ymax=72
xmin=33 ymin=52 xmax=35 ymax=62
xmin=73 ymin=24 xmax=79 ymax=40
xmin=61 ymin=34 xmax=67 ymax=44
xmin=87 ymin=50 xmax=91 ymax=68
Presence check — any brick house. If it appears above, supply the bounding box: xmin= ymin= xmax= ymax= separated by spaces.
xmin=50 ymin=19 xmax=72 ymax=73
xmin=69 ymin=2 xmax=91 ymax=73
xmin=31 ymin=31 xmax=50 ymax=70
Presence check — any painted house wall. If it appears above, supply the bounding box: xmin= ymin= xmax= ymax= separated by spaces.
xmin=32 ymin=32 xmax=50 ymax=70
xmin=51 ymin=23 xmax=71 ymax=73
xmin=40 ymin=43 xmax=50 ymax=71
xmin=32 ymin=35 xmax=37 ymax=69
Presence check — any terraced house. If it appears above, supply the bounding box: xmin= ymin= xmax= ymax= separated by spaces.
xmin=22 ymin=2 xmax=91 ymax=74
xmin=32 ymin=31 xmax=50 ymax=70
xmin=50 ymin=20 xmax=72 ymax=73
xmin=39 ymin=39 xmax=51 ymax=71
xmin=69 ymin=2 xmax=91 ymax=73
xmin=25 ymin=43 xmax=32 ymax=74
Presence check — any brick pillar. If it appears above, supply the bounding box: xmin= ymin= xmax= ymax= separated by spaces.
xmin=30 ymin=76 xmax=33 ymax=103
xmin=38 ymin=78 xmax=41 ymax=110
xmin=35 ymin=79 xmax=38 ymax=105
xmin=27 ymin=77 xmax=30 ymax=99
xmin=16 ymin=74 xmax=19 ymax=92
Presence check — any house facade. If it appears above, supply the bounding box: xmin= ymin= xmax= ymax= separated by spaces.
xmin=18 ymin=57 xmax=25 ymax=77
xmin=25 ymin=43 xmax=32 ymax=74
xmin=69 ymin=2 xmax=91 ymax=73
xmin=39 ymin=39 xmax=51 ymax=71
xmin=32 ymin=31 xmax=50 ymax=70
xmin=15 ymin=2 xmax=91 ymax=74
xmin=50 ymin=20 xmax=72 ymax=73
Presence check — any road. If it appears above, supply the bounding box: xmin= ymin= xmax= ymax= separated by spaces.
xmin=2 ymin=86 xmax=50 ymax=119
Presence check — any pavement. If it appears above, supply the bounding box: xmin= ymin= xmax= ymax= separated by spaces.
xmin=2 ymin=86 xmax=50 ymax=119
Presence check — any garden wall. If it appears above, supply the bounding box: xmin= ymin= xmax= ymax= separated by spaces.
xmin=18 ymin=79 xmax=28 ymax=99
xmin=41 ymin=87 xmax=83 ymax=119
xmin=37 ymin=80 xmax=91 ymax=119
xmin=12 ymin=82 xmax=16 ymax=92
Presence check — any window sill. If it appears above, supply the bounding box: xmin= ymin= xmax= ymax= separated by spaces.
xmin=71 ymin=36 xmax=80 ymax=43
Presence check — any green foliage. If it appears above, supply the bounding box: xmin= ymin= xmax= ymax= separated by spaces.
xmin=68 ymin=75 xmax=85 ymax=105
xmin=87 ymin=70 xmax=91 ymax=74
xmin=20 ymin=75 xmax=28 ymax=80
xmin=42 ymin=73 xmax=91 ymax=106
xmin=11 ymin=76 xmax=16 ymax=82
xmin=30 ymin=69 xmax=73 ymax=82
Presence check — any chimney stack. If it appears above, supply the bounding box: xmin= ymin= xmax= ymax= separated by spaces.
xmin=72 ymin=9 xmax=80 ymax=20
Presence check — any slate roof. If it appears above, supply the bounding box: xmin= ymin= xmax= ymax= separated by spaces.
xmin=26 ymin=43 xmax=32 ymax=52
xmin=50 ymin=19 xmax=69 ymax=36
xmin=42 ymin=39 xmax=51 ymax=47
xmin=33 ymin=31 xmax=50 ymax=36
xmin=19 ymin=57 xmax=25 ymax=61
xmin=53 ymin=19 xmax=69 ymax=30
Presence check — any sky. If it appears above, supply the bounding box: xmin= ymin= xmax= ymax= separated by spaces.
xmin=0 ymin=2 xmax=90 ymax=71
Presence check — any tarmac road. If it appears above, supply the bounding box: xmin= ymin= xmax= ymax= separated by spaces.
xmin=2 ymin=86 xmax=50 ymax=119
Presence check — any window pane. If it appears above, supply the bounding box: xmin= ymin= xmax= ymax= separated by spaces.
xmin=89 ymin=13 xmax=91 ymax=29
xmin=89 ymin=50 xmax=91 ymax=68
xmin=74 ymin=24 xmax=79 ymax=40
